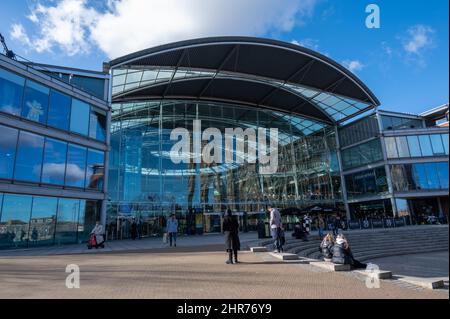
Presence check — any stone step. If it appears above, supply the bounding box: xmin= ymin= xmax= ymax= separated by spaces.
xmin=397 ymin=276 xmax=445 ymax=290
xmin=250 ymin=247 xmax=268 ymax=252
xmin=354 ymin=269 xmax=393 ymax=280
xmin=268 ymin=252 xmax=299 ymax=260
xmin=309 ymin=261 xmax=351 ymax=271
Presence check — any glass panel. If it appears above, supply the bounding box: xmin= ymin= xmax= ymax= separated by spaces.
xmin=89 ymin=108 xmax=107 ymax=141
xmin=395 ymin=199 xmax=410 ymax=218
xmin=70 ymin=99 xmax=90 ymax=135
xmin=412 ymin=163 xmax=429 ymax=190
xmin=21 ymin=80 xmax=49 ymax=124
xmin=125 ymin=71 xmax=143 ymax=83
xmin=47 ymin=90 xmax=71 ymax=131
xmin=436 ymin=162 xmax=449 ymax=189
xmin=65 ymin=144 xmax=87 ymax=188
xmin=78 ymin=200 xmax=99 ymax=243
xmin=29 ymin=196 xmax=57 ymax=246
xmin=430 ymin=134 xmax=445 ymax=155
xmin=424 ymin=163 xmax=440 ymax=189
xmin=55 ymin=198 xmax=80 ymax=244
xmin=41 ymin=138 xmax=67 ymax=185
xmin=385 ymin=137 xmax=398 ymax=158
xmin=407 ymin=135 xmax=421 ymax=157
xmin=396 ymin=136 xmax=410 ymax=158
xmin=86 ymin=149 xmax=104 ymax=190
xmin=0 ymin=124 xmax=18 ymax=179
xmin=0 ymin=194 xmax=32 ymax=248
xmin=14 ymin=131 xmax=45 ymax=182
xmin=0 ymin=68 xmax=25 ymax=116
xmin=418 ymin=135 xmax=433 ymax=156
xmin=441 ymin=134 xmax=449 ymax=155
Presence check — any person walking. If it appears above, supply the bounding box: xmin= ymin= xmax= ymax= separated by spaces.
xmin=222 ymin=209 xmax=240 ymax=264
xmin=317 ymin=215 xmax=325 ymax=238
xmin=269 ymin=205 xmax=284 ymax=253
xmin=333 ymin=215 xmax=341 ymax=236
xmin=130 ymin=219 xmax=138 ymax=240
xmin=166 ymin=214 xmax=178 ymax=247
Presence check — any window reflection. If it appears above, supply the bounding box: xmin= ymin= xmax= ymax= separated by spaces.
xmin=0 ymin=68 xmax=24 ymax=116
xmin=65 ymin=144 xmax=87 ymax=188
xmin=418 ymin=135 xmax=433 ymax=156
xmin=0 ymin=194 xmax=32 ymax=248
xmin=70 ymin=99 xmax=90 ymax=135
xmin=89 ymin=107 xmax=107 ymax=141
xmin=14 ymin=131 xmax=44 ymax=182
xmin=41 ymin=138 xmax=68 ymax=185
xmin=86 ymin=149 xmax=104 ymax=190
xmin=430 ymin=134 xmax=445 ymax=155
xmin=393 ymin=162 xmax=449 ymax=191
xmin=29 ymin=196 xmax=57 ymax=246
xmin=55 ymin=198 xmax=80 ymax=244
xmin=48 ymin=90 xmax=71 ymax=130
xmin=22 ymin=80 xmax=49 ymax=124
xmin=0 ymin=124 xmax=18 ymax=179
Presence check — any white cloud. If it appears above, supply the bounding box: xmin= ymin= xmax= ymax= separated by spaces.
xmin=342 ymin=60 xmax=364 ymax=73
xmin=403 ymin=25 xmax=435 ymax=55
xmin=291 ymin=38 xmax=320 ymax=51
xmin=13 ymin=0 xmax=318 ymax=59
xmin=10 ymin=23 xmax=32 ymax=47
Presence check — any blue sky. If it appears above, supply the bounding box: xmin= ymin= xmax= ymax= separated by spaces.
xmin=0 ymin=0 xmax=448 ymax=114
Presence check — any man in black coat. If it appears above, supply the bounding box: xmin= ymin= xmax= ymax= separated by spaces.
xmin=222 ymin=209 xmax=240 ymax=264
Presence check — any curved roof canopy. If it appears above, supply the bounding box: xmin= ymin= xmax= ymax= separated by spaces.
xmin=110 ymin=37 xmax=380 ymax=124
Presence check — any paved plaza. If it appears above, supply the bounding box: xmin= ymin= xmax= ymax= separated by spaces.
xmin=0 ymin=235 xmax=448 ymax=299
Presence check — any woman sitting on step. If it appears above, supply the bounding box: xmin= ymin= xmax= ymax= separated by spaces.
xmin=332 ymin=234 xmax=367 ymax=269
xmin=319 ymin=233 xmax=335 ymax=262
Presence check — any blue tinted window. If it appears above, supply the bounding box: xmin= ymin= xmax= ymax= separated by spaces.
xmin=0 ymin=194 xmax=32 ymax=248
xmin=55 ymin=198 xmax=80 ymax=244
xmin=22 ymin=80 xmax=49 ymax=124
xmin=430 ymin=134 xmax=445 ymax=155
xmin=424 ymin=163 xmax=440 ymax=189
xmin=0 ymin=68 xmax=25 ymax=116
xmin=48 ymin=90 xmax=71 ymax=130
xmin=86 ymin=149 xmax=104 ymax=190
xmin=41 ymin=138 xmax=67 ymax=185
xmin=412 ymin=164 xmax=428 ymax=190
xmin=0 ymin=124 xmax=18 ymax=179
xmin=65 ymin=144 xmax=87 ymax=188
xmin=14 ymin=131 xmax=44 ymax=182
xmin=89 ymin=108 xmax=106 ymax=141
xmin=442 ymin=134 xmax=449 ymax=155
xmin=29 ymin=196 xmax=57 ymax=246
xmin=407 ymin=135 xmax=421 ymax=157
xmin=70 ymin=99 xmax=90 ymax=135
xmin=436 ymin=162 xmax=449 ymax=189
xmin=418 ymin=135 xmax=433 ymax=156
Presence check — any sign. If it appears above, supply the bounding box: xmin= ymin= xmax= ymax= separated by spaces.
xmin=348 ymin=220 xmax=361 ymax=230
xmin=372 ymin=220 xmax=383 ymax=228
xmin=383 ymin=218 xmax=394 ymax=228
xmin=361 ymin=219 xmax=372 ymax=229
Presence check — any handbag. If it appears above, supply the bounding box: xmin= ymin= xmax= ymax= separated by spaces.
xmin=162 ymin=232 xmax=168 ymax=244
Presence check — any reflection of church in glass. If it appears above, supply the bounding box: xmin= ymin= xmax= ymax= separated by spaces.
xmin=87 ymin=164 xmax=104 ymax=190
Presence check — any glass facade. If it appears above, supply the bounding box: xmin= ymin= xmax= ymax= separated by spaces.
xmin=341 ymin=138 xmax=383 ymax=170
xmin=381 ymin=115 xmax=423 ymax=130
xmin=390 ymin=162 xmax=449 ymax=191
xmin=0 ymin=193 xmax=100 ymax=249
xmin=345 ymin=167 xmax=388 ymax=199
xmin=339 ymin=115 xmax=379 ymax=148
xmin=108 ymin=100 xmax=342 ymax=237
xmin=385 ymin=133 xmax=449 ymax=159
xmin=0 ymin=123 xmax=104 ymax=189
xmin=0 ymin=67 xmax=106 ymax=142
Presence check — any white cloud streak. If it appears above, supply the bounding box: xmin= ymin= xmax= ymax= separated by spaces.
xmin=403 ymin=24 xmax=435 ymax=55
xmin=342 ymin=60 xmax=364 ymax=73
xmin=11 ymin=0 xmax=319 ymax=59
